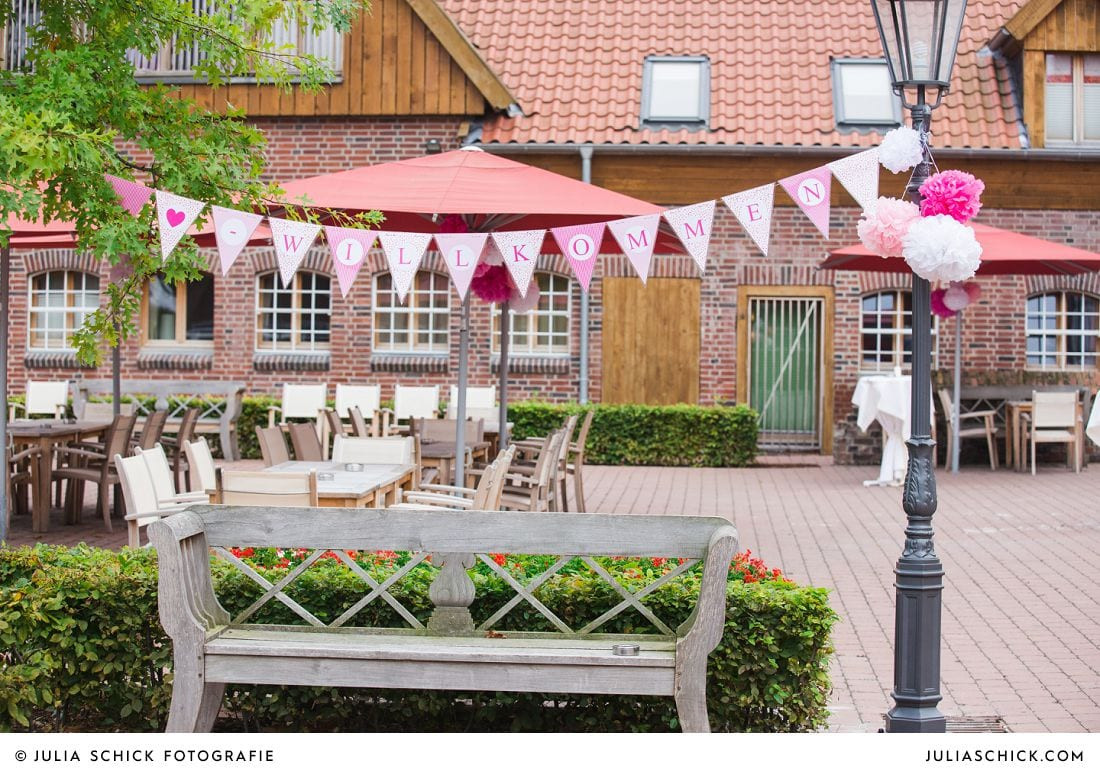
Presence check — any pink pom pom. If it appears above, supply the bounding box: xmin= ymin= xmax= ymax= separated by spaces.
xmin=509 ymin=280 xmax=541 ymax=313
xmin=964 ymin=281 xmax=982 ymax=303
xmin=857 ymin=197 xmax=921 ymax=258
xmin=931 ymin=288 xmax=957 ymax=318
xmin=942 ymin=283 xmax=971 ymax=311
xmin=470 ymin=263 xmax=513 ymax=304
xmin=438 ymin=214 xmax=468 ymax=233
xmin=918 ymin=170 xmax=984 ymax=223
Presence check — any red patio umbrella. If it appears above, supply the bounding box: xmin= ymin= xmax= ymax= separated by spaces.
xmin=823 ymin=222 xmax=1100 ymax=471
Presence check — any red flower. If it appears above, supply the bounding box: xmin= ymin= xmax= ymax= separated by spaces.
xmin=490 ymin=553 xmax=506 ymax=566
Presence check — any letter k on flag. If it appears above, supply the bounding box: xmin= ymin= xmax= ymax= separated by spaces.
xmin=491 ymin=229 xmax=545 ymax=297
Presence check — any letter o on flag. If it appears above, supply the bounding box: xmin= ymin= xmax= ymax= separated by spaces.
xmin=336 ymin=238 xmax=365 ymax=267
xmin=568 ymin=234 xmax=595 ymax=262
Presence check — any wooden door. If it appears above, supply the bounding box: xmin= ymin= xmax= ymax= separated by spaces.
xmin=602 ymin=278 xmax=700 ymax=404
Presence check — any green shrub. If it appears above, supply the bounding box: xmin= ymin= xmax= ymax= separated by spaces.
xmin=508 ymin=401 xmax=759 ymax=467
xmin=0 ymin=544 xmax=833 ymax=732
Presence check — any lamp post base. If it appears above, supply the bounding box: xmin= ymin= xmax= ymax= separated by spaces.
xmin=885 ymin=704 xmax=947 ymax=733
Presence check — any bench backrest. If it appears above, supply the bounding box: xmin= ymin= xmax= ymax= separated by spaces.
xmin=72 ymin=380 xmax=247 ymax=426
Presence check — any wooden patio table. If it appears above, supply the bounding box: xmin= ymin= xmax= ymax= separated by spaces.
xmin=7 ymin=419 xmax=111 ymax=533
xmin=258 ymin=460 xmax=415 ymax=508
xmin=420 ymin=440 xmax=491 ymax=486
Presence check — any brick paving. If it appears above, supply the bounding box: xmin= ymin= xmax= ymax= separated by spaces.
xmin=5 ymin=460 xmax=1099 ymax=732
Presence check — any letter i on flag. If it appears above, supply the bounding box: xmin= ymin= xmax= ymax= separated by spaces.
xmin=155 ymin=190 xmax=206 ymax=261
xmin=778 ymin=167 xmax=832 ymax=239
xmin=491 ymin=229 xmax=545 ymax=297
xmin=663 ymin=200 xmax=715 ymax=274
xmin=211 ymin=206 xmax=264 ymax=275
xmin=105 ymin=174 xmax=153 ymax=216
xmin=435 ymin=232 xmax=489 ymax=300
xmin=324 ymin=226 xmax=377 ymax=298
xmin=269 ymin=217 xmax=322 ymax=287
xmin=607 ymin=214 xmax=661 ymax=284
xmin=377 ymin=231 xmax=432 ymax=303
xmin=551 ymin=222 xmax=605 ymax=293
xmin=723 ymin=184 xmax=775 ymax=257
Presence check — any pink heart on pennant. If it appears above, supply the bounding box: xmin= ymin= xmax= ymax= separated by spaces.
xmin=165 ymin=209 xmax=186 ymax=228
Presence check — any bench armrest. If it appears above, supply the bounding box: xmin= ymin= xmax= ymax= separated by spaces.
xmin=402 ymin=493 xmax=473 ymax=509
xmin=147 ymin=513 xmax=230 ymax=645
xmin=420 ymin=483 xmax=477 ymax=496
xmin=676 ymin=525 xmax=739 ymax=655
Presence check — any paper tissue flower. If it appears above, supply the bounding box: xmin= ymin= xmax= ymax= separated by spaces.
xmin=942 ymin=282 xmax=973 ymax=311
xmin=470 ymin=263 xmax=513 ymax=304
xmin=902 ymin=214 xmax=983 ymax=283
xmin=509 ymin=279 xmax=541 ymax=313
xmin=879 ymin=126 xmax=924 ymax=173
xmin=919 ymin=170 xmax=985 ymax=223
xmin=857 ymin=197 xmax=921 ymax=257
xmin=931 ymin=288 xmax=957 ymax=318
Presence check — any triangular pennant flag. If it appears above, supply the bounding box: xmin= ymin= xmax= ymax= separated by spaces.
xmin=105 ymin=174 xmax=153 ymax=216
xmin=827 ymin=148 xmax=880 ymax=212
xmin=211 ymin=206 xmax=263 ymax=275
xmin=491 ymin=229 xmax=545 ymax=298
xmin=663 ymin=200 xmax=716 ymax=274
xmin=155 ymin=190 xmax=205 ymax=261
xmin=324 ymin=225 xmax=377 ymax=299
xmin=778 ymin=167 xmax=832 ymax=239
xmin=269 ymin=217 xmax=322 ymax=287
xmin=377 ymin=231 xmax=432 ymax=303
xmin=607 ymin=214 xmax=661 ymax=284
xmin=723 ymin=183 xmax=775 ymax=256
xmin=551 ymin=222 xmax=605 ymax=293
xmin=435 ymin=232 xmax=490 ymax=301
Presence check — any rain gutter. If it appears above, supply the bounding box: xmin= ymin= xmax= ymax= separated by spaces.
xmin=578 ymin=145 xmax=593 ymax=405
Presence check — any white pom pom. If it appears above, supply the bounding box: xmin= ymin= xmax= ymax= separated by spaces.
xmin=902 ymin=215 xmax=983 ymax=283
xmin=481 ymin=240 xmax=505 ymax=266
xmin=879 ymin=126 xmax=924 ymax=174
xmin=509 ymin=280 xmax=541 ymax=313
xmin=942 ymin=284 xmax=971 ymax=311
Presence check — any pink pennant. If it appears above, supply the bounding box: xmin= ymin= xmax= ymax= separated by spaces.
xmin=324 ymin=225 xmax=377 ymax=299
xmin=663 ymin=201 xmax=715 ymax=274
xmin=779 ymin=167 xmax=832 ymax=239
xmin=551 ymin=222 xmax=605 ymax=293
xmin=608 ymin=214 xmax=661 ymax=284
xmin=435 ymin=232 xmax=489 ymax=301
xmin=105 ymin=174 xmax=153 ymax=216
xmin=155 ymin=190 xmax=205 ymax=261
xmin=377 ymin=231 xmax=432 ymax=303
xmin=211 ymin=206 xmax=263 ymax=275
xmin=491 ymin=229 xmax=545 ymax=298
xmin=722 ymin=184 xmax=775 ymax=257
xmin=269 ymin=217 xmax=321 ymax=287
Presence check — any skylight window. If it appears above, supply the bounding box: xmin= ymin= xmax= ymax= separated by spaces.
xmin=642 ymin=56 xmax=710 ymax=127
xmin=832 ymin=59 xmax=902 ymax=127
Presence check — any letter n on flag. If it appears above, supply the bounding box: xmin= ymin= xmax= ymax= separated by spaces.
xmin=324 ymin=226 xmax=377 ymax=298
xmin=551 ymin=222 xmax=605 ymax=293
xmin=663 ymin=200 xmax=715 ymax=274
xmin=377 ymin=231 xmax=433 ymax=303
xmin=435 ymin=232 xmax=489 ymax=301
xmin=491 ymin=230 xmax=545 ymax=297
xmin=269 ymin=217 xmax=322 ymax=287
xmin=778 ymin=167 xmax=832 ymax=239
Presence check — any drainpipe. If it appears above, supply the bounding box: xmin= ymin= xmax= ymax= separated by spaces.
xmin=578 ymin=145 xmax=593 ymax=404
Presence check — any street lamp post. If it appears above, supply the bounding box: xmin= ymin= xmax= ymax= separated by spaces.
xmin=870 ymin=0 xmax=968 ymax=733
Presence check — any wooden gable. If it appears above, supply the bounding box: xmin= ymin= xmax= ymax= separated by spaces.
xmin=173 ymin=0 xmax=514 ymax=118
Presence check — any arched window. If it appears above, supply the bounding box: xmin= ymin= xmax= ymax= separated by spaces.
xmin=372 ymin=272 xmax=450 ymax=354
xmin=492 ymin=273 xmax=571 ymax=356
xmin=28 ymin=270 xmax=100 ymax=351
xmin=255 ymin=271 xmax=332 ymax=352
xmin=1026 ymin=291 xmax=1100 ymax=370
xmin=860 ymin=290 xmax=936 ymax=372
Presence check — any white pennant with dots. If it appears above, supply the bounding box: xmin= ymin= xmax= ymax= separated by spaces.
xmin=155 ymin=190 xmax=206 ymax=261
xmin=269 ymin=217 xmax=322 ymax=287
xmin=491 ymin=229 xmax=546 ymax=297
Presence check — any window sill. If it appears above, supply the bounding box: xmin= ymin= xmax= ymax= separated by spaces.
xmin=24 ymin=351 xmax=95 ymax=370
xmin=491 ymin=355 xmax=571 ymax=375
xmin=253 ymin=352 xmax=331 ymax=372
xmin=137 ymin=347 xmax=215 ymax=370
xmin=370 ymin=354 xmax=449 ymax=373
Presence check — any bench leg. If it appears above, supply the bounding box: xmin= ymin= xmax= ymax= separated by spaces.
xmin=674 ymin=664 xmax=711 ymax=733
xmin=220 ymin=427 xmax=235 ymax=462
xmin=167 ymin=672 xmax=225 ymax=732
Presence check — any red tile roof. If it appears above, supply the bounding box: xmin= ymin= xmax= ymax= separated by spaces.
xmin=440 ymin=0 xmax=1026 ymax=149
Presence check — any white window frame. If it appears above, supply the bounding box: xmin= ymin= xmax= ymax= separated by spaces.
xmin=859 ymin=290 xmax=936 ymax=373
xmin=371 ymin=271 xmax=450 ymax=355
xmin=27 ymin=270 xmax=100 ymax=352
xmin=1026 ymin=291 xmax=1100 ymax=371
xmin=832 ymin=58 xmax=902 ymax=128
xmin=1044 ymin=53 xmax=1100 ymax=146
xmin=641 ymin=55 xmax=710 ymax=127
xmin=491 ymin=273 xmax=572 ymax=357
xmin=255 ymin=270 xmax=332 ymax=353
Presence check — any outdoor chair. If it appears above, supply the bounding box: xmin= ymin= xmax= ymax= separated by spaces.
xmin=256 ymin=425 xmax=291 ymax=467
xmin=348 ymin=406 xmax=373 ymax=437
xmin=395 ymin=445 xmax=515 ymax=511
xmin=115 ymin=452 xmax=189 ymax=549
xmin=52 ymin=412 xmax=138 ymax=531
xmin=136 ymin=444 xmax=209 ymax=509
xmin=161 ymin=407 xmax=199 ymax=492
xmin=499 ymin=429 xmax=566 ymax=512
xmin=183 ymin=438 xmax=218 ymax=496
xmin=332 ymin=435 xmax=415 ymax=465
xmin=5 ymin=443 xmax=38 ymax=528
xmin=215 ymin=468 xmax=319 ymax=507
xmin=388 ymin=385 xmax=439 ymax=433
xmin=79 ymin=401 xmax=136 ymax=421
xmin=288 ymin=421 xmax=325 ymax=462
xmin=267 ymin=383 xmax=327 ymax=429
xmin=322 ymin=408 xmax=347 ymax=456
xmin=133 ymin=410 xmax=169 ymax=452
xmin=10 ymin=380 xmax=68 ymax=420
xmin=936 ymin=389 xmax=998 ymax=471
xmin=515 ymin=414 xmax=577 ymax=510
xmin=1023 ymin=391 xmax=1082 ymax=475
xmin=334 ymin=384 xmax=382 ymax=424
xmin=566 ymin=410 xmax=595 ymax=512
xmin=446 ymin=385 xmax=497 ymax=421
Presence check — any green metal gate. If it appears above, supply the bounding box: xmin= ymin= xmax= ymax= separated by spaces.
xmin=746 ymin=296 xmax=824 ymax=450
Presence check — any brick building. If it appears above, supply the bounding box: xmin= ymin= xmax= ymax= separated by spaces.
xmin=4 ymin=0 xmax=1100 ymax=463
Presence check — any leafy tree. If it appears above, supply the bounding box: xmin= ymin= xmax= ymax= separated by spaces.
xmin=0 ymin=0 xmax=377 ymax=364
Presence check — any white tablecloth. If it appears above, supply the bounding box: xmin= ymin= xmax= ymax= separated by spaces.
xmin=1087 ymin=396 xmax=1100 ymax=446
xmin=853 ymin=374 xmax=912 ymax=486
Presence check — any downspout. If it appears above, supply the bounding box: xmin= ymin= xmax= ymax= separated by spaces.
xmin=578 ymin=144 xmax=593 ymax=404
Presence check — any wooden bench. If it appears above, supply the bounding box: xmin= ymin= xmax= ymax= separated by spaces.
xmin=149 ymin=507 xmax=738 ymax=733
xmin=72 ymin=380 xmax=247 ymax=460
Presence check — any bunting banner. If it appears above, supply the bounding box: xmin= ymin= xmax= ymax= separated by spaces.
xmin=155 ymin=190 xmax=205 ymax=261
xmin=378 ymin=230 xmax=432 ymax=303
xmin=324 ymin=225 xmax=376 ymax=298
xmin=435 ymin=232 xmax=490 ymax=300
xmin=211 ymin=205 xmax=264 ymax=275
xmin=491 ymin=229 xmax=545 ymax=298
xmin=779 ymin=167 xmax=832 ymax=239
xmin=664 ymin=200 xmax=716 ymax=274
xmin=827 ymin=148 xmax=880 ymax=212
xmin=105 ymin=174 xmax=153 ymax=216
xmin=551 ymin=222 xmax=605 ymax=293
xmin=723 ymin=184 xmax=775 ymax=257
xmin=269 ymin=217 xmax=322 ymax=287
xmin=608 ymin=214 xmax=661 ymax=284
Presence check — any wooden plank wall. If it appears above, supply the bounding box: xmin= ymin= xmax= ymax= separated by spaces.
xmin=174 ymin=0 xmax=485 ymax=117
xmin=602 ymin=278 xmax=700 ymax=405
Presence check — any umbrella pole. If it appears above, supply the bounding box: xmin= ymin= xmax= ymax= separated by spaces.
xmin=498 ymin=301 xmax=510 ymax=449
xmin=952 ymin=311 xmax=962 ymax=474
xmin=0 ymin=247 xmax=9 ymax=542
xmin=454 ymin=297 xmax=470 ymax=486
xmin=112 ymin=320 xmax=122 ymax=416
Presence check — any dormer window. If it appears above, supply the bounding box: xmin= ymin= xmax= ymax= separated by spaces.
xmin=641 ymin=56 xmax=710 ymax=127
xmin=832 ymin=58 xmax=902 ymax=128
xmin=1044 ymin=53 xmax=1100 ymax=144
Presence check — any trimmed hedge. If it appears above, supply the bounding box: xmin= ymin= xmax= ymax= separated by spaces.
xmin=0 ymin=544 xmax=834 ymax=732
